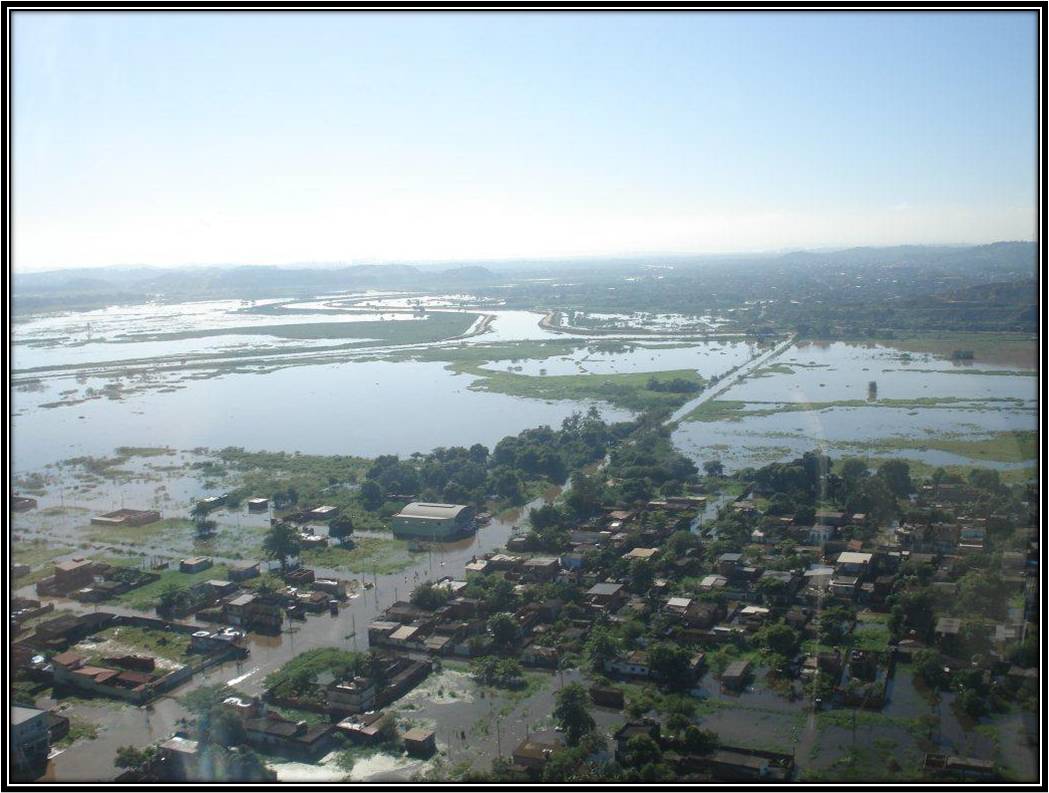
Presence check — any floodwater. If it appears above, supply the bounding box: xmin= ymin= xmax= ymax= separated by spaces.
xmin=673 ymin=340 xmax=1037 ymax=472
xmin=11 ymin=358 xmax=632 ymax=474
xmin=11 ymin=293 xmax=770 ymax=477
xmin=481 ymin=339 xmax=759 ymax=378
xmin=23 ymin=492 xmax=542 ymax=782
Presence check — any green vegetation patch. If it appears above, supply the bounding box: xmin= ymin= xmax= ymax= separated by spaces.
xmin=867 ymin=332 xmax=1037 ymax=369
xmin=87 ymin=625 xmax=192 ymax=663
xmin=264 ymin=647 xmax=366 ymax=704
xmin=116 ymin=311 xmax=479 ymax=345
xmin=212 ymin=448 xmax=387 ymax=533
xmin=112 ymin=563 xmax=232 ymax=611
xmin=377 ymin=338 xmax=587 ymax=366
xmin=750 ymin=363 xmax=796 ymax=378
xmin=302 ymin=537 xmax=419 ymax=575
xmin=53 ymin=716 xmax=99 ymax=748
xmin=684 ymin=396 xmax=1033 ymax=423
xmin=837 ymin=430 xmax=1036 ymax=464
xmin=13 ymin=540 xmax=75 ymax=572
xmin=455 ymin=365 xmax=707 ymax=412
xmin=88 ymin=517 xmax=196 ymax=544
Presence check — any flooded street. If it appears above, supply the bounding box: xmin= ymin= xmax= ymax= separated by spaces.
xmin=26 ymin=496 xmax=539 ymax=782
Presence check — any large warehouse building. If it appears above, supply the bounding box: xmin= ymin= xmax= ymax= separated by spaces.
xmin=391 ymin=502 xmax=475 ymax=540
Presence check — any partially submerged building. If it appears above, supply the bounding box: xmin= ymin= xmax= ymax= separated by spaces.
xmin=391 ymin=502 xmax=475 ymax=540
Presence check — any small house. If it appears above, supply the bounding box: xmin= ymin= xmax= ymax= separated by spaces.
xmin=402 ymin=728 xmax=436 ymax=757
xmin=180 ymin=557 xmax=213 ymax=574
xmin=721 ymin=659 xmax=752 ymax=692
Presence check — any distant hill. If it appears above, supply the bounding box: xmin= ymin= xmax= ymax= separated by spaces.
xmin=12 ymin=242 xmax=1035 ymax=317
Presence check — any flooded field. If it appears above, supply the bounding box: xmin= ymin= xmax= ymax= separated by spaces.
xmin=481 ymin=339 xmax=758 ymax=378
xmin=12 ymin=294 xmax=771 ymax=476
xmin=673 ymin=339 xmax=1037 ymax=475
xmin=11 ymin=357 xmax=634 ymax=473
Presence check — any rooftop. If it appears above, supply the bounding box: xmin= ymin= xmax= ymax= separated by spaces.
xmin=12 ymin=706 xmax=46 ymax=726
xmin=396 ymin=502 xmax=470 ymax=520
xmin=837 ymin=551 xmax=873 ymax=565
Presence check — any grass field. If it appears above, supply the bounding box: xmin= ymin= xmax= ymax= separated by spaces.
xmin=86 ymin=624 xmax=193 ymax=663
xmin=88 ymin=517 xmax=196 ymax=544
xmin=13 ymin=541 xmax=76 ymax=586
xmin=867 ymin=332 xmax=1037 ymax=369
xmin=117 ymin=311 xmax=479 ymax=345
xmin=112 ymin=563 xmax=232 ymax=611
xmin=684 ymin=396 xmax=1033 ymax=423
xmin=302 ymin=537 xmax=419 ymax=575
xmin=454 ymin=364 xmax=707 ymax=412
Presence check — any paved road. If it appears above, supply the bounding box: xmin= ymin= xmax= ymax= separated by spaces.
xmin=665 ymin=334 xmax=797 ymax=426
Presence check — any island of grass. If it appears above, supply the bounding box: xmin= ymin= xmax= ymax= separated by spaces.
xmin=836 ymin=430 xmax=1036 ymax=465
xmin=451 ymin=364 xmax=707 ymax=412
xmin=88 ymin=517 xmax=196 ymax=545
xmin=683 ymin=396 xmax=1033 ymax=423
xmin=861 ymin=332 xmax=1037 ymax=369
xmin=113 ymin=310 xmax=480 ymax=346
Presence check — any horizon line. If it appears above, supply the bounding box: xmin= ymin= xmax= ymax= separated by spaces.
xmin=14 ymin=239 xmax=1037 ymax=276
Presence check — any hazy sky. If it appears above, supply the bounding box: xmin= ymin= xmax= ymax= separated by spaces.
xmin=13 ymin=11 xmax=1038 ymax=271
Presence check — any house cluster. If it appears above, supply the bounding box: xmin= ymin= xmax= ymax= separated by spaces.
xmin=33 ymin=558 xmax=159 ymax=602
xmin=12 ymin=612 xmax=248 ymax=706
xmin=188 ymin=563 xmax=350 ymax=630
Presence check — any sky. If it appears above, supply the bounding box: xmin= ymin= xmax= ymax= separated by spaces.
xmin=11 ymin=11 xmax=1039 ymax=272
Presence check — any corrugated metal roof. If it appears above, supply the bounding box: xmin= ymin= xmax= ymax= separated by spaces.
xmin=395 ymin=502 xmax=469 ymax=520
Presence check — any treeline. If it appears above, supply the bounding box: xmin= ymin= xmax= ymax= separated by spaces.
xmin=645 ymin=376 xmax=702 ymax=394
xmin=363 ymin=408 xmax=635 ymax=508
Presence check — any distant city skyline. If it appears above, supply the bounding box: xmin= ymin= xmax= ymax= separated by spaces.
xmin=12 ymin=10 xmax=1039 ymax=271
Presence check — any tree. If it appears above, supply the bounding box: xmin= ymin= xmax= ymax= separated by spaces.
xmin=157 ymin=583 xmax=188 ymax=615
xmin=624 ymin=734 xmax=662 ymax=768
xmin=683 ymin=725 xmax=719 ymax=755
xmin=488 ymin=612 xmax=518 ymax=650
xmin=263 ymin=521 xmax=302 ymax=573
xmin=564 ymin=471 xmax=603 ymax=517
xmin=629 ymin=559 xmax=655 ymax=594
xmin=359 ymin=480 xmax=383 ymax=511
xmin=529 ymin=504 xmax=564 ymax=531
xmin=877 ymin=459 xmax=913 ymax=498
xmin=180 ymin=683 xmax=235 ymax=716
xmin=647 ymin=643 xmax=692 ymax=690
xmin=818 ymin=605 xmax=855 ymax=646
xmin=553 ymin=683 xmax=596 ymax=746
xmin=912 ymin=649 xmax=947 ymax=690
xmin=846 ymin=476 xmax=897 ymax=525
xmin=410 ymin=581 xmax=451 ymax=611
xmin=665 ymin=530 xmax=699 ymax=558
xmin=489 ymin=467 xmax=523 ymax=502
xmin=703 ymin=460 xmax=724 ymax=478
xmin=839 ymin=458 xmax=870 ymax=488
xmin=191 ymin=501 xmax=217 ymax=538
xmin=760 ymin=622 xmax=801 ymax=657
xmin=329 ymin=516 xmax=354 ymax=543
xmin=766 ymin=492 xmax=796 ymax=516
xmin=584 ymin=626 xmax=620 ymax=673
